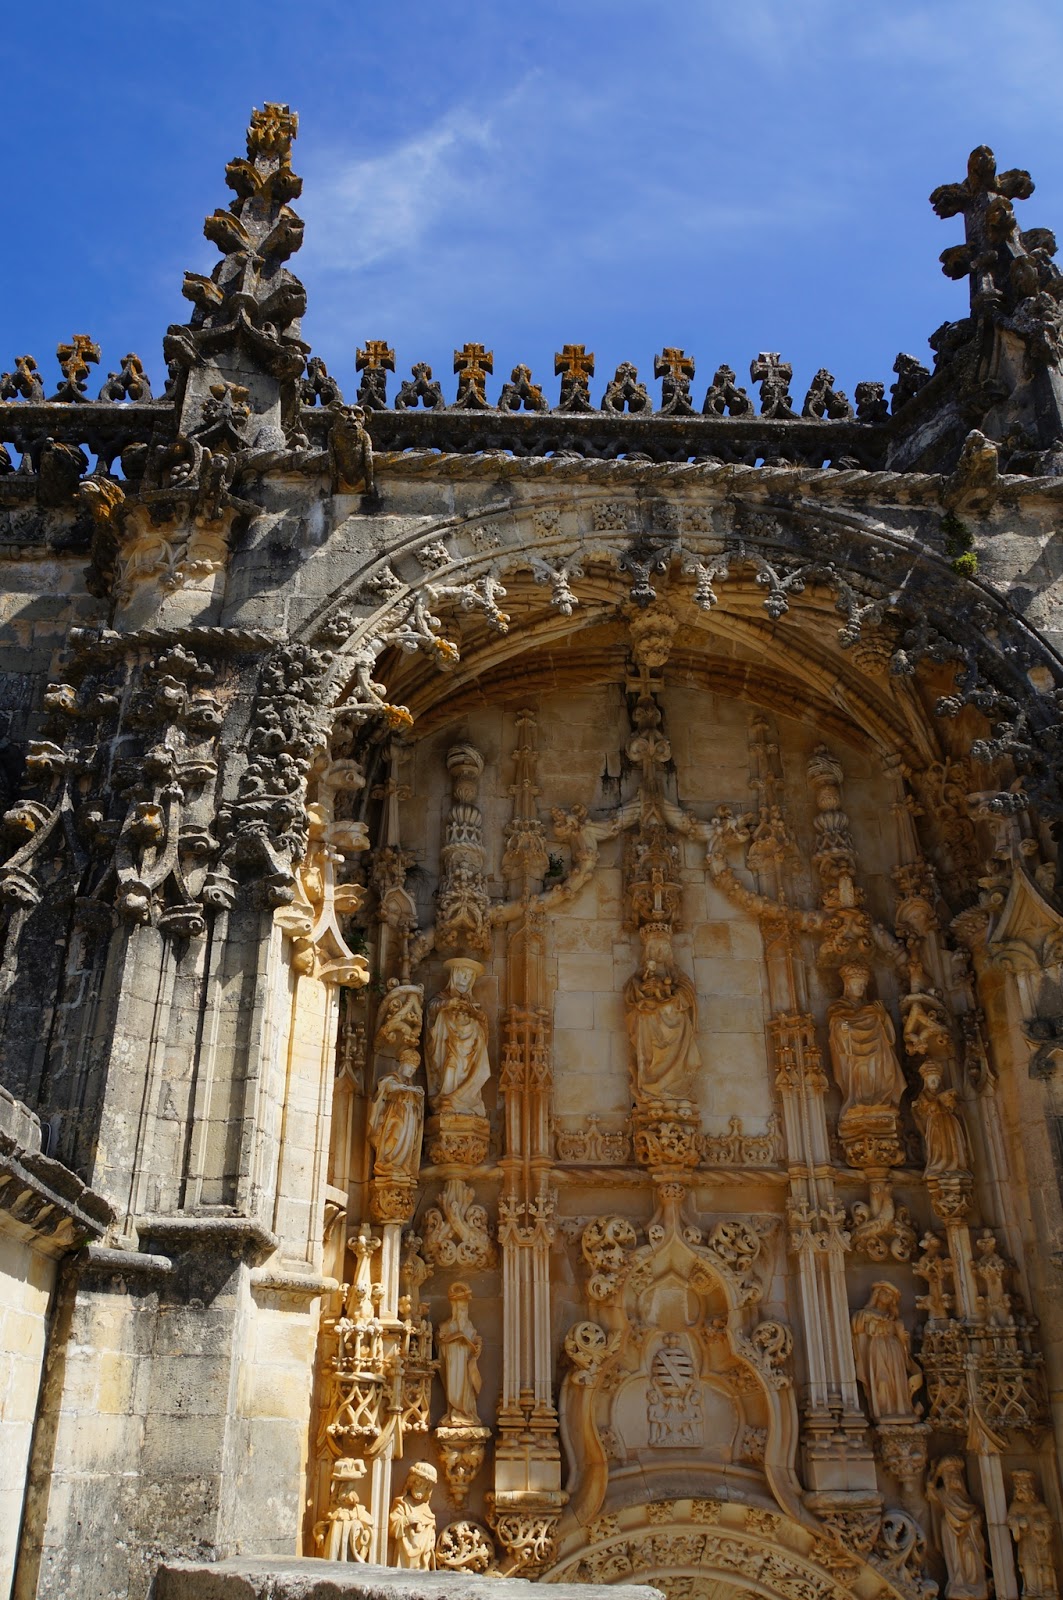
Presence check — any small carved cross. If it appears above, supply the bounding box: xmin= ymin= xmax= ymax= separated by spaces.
xmin=357 ymin=341 xmax=395 ymax=375
xmin=654 ymin=348 xmax=696 ymax=416
xmin=54 ymin=334 xmax=101 ymax=401
xmin=749 ymin=352 xmax=795 ymax=419
xmin=554 ymin=344 xmax=595 ymax=412
xmin=453 ymin=342 xmax=494 ymax=408
xmin=356 ymin=342 xmax=396 ymax=410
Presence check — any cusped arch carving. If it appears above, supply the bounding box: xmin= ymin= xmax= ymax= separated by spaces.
xmin=299 ymin=481 xmax=1063 ymax=818
xmin=545 ymin=1498 xmax=909 ymax=1600
xmin=560 ymin=1183 xmax=799 ymax=1530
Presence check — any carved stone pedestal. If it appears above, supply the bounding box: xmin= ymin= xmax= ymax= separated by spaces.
xmin=369 ymin=1178 xmax=417 ymax=1226
xmin=427 ymin=1112 xmax=491 ymax=1168
xmin=631 ymin=1108 xmax=702 ymax=1171
xmin=435 ymin=1422 xmax=492 ymax=1510
xmin=876 ymin=1420 xmax=931 ymax=1499
xmin=839 ymin=1108 xmax=905 ymax=1173
xmin=927 ymin=1172 xmax=974 ymax=1224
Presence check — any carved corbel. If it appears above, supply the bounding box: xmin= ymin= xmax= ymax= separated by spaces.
xmin=274 ymin=780 xmax=369 ymax=984
xmin=850 ymin=1177 xmax=917 ymax=1263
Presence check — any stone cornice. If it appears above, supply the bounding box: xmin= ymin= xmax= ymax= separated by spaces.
xmin=0 ymin=1084 xmax=114 ymax=1253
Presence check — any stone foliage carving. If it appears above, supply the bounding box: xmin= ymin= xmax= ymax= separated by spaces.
xmin=220 ymin=643 xmax=332 ymax=901
xmin=166 ymin=102 xmax=309 ymax=386
xmin=436 ymin=744 xmax=491 ymax=954
xmin=423 ymin=1179 xmax=496 ymax=1270
xmin=435 ymin=1520 xmax=496 ymax=1572
xmin=556 ymin=1116 xmax=630 ymax=1164
xmin=582 ymin=1216 xmax=638 ymax=1300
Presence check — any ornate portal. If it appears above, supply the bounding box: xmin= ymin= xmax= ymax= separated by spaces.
xmin=1 ymin=109 xmax=1063 ymax=1600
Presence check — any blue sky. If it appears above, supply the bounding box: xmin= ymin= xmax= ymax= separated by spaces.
xmin=6 ymin=2 xmax=1063 ymax=410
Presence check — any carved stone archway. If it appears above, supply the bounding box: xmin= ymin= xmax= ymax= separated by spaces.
xmin=545 ymin=1499 xmax=913 ymax=1600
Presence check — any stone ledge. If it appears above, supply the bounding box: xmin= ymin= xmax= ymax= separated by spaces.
xmin=151 ymin=1560 xmax=663 ymax=1600
xmin=78 ymin=1243 xmax=174 ymax=1280
xmin=0 ymin=1083 xmax=115 ymax=1250
xmin=137 ymin=1213 xmax=279 ymax=1263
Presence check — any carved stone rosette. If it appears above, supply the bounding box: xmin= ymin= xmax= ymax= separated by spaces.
xmin=435 ymin=1519 xmax=496 ymax=1573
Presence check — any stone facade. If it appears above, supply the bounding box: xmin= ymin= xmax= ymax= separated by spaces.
xmin=2 ymin=111 xmax=1063 ymax=1600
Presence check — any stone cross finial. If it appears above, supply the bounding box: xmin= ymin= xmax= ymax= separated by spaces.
xmin=930 ymin=145 xmax=1034 ymax=311
xmin=453 ymin=343 xmax=494 ymax=409
xmin=554 ymin=344 xmax=595 ymax=412
xmin=246 ymin=103 xmax=298 ymax=159
xmin=749 ymin=352 xmax=795 ymax=419
xmin=356 ymin=341 xmax=395 ymax=410
xmin=654 ymin=348 xmax=696 ymax=415
xmin=53 ymin=335 xmax=101 ymax=402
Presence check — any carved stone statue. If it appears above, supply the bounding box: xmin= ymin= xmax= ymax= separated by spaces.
xmin=389 ymin=1461 xmax=438 ymax=1568
xmin=852 ymin=1281 xmax=922 ymax=1422
xmin=315 ymin=1457 xmax=372 ymax=1562
xmin=624 ymin=929 xmax=702 ymax=1111
xmin=1008 ymin=1471 xmax=1059 ymax=1600
xmin=327 ymin=400 xmax=375 ymax=497
xmin=438 ymin=1281 xmax=483 ymax=1427
xmin=913 ymin=1062 xmax=971 ymax=1178
xmin=928 ymin=1455 xmax=989 ymax=1600
xmin=828 ymin=963 xmax=907 ymax=1127
xmin=368 ymin=1051 xmax=424 ymax=1183
xmin=425 ymin=958 xmax=491 ymax=1117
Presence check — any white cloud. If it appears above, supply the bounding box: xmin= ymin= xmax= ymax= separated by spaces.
xmin=301 ymin=107 xmax=497 ymax=273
